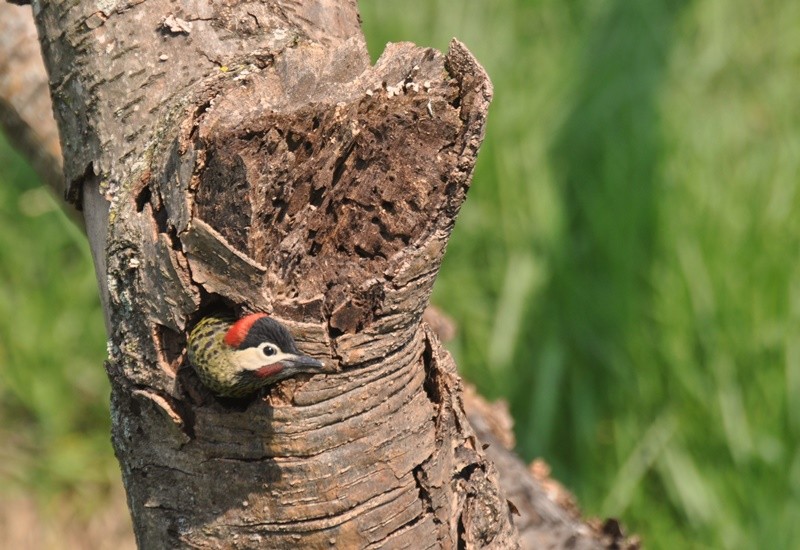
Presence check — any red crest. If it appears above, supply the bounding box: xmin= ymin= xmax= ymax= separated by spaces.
xmin=224 ymin=313 xmax=269 ymax=347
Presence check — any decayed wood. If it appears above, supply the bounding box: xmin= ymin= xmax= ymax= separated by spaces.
xmin=121 ymin=28 xmax=519 ymax=545
xmin=463 ymin=387 xmax=638 ymax=549
xmin=1 ymin=1 xmax=629 ymax=548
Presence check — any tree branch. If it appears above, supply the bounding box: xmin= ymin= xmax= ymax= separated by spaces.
xmin=0 ymin=3 xmax=64 ymax=203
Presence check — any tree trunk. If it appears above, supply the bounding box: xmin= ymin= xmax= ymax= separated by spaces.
xmin=2 ymin=1 xmax=628 ymax=548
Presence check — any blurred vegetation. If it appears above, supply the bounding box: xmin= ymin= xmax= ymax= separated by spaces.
xmin=0 ymin=138 xmax=115 ymax=504
xmin=1 ymin=0 xmax=799 ymax=547
xmin=363 ymin=0 xmax=800 ymax=547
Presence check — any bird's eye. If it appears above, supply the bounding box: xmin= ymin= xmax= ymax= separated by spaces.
xmin=262 ymin=345 xmax=278 ymax=357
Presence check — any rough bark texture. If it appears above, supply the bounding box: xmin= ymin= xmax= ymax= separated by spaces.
xmin=463 ymin=387 xmax=638 ymax=549
xmin=1 ymin=1 xmax=634 ymax=548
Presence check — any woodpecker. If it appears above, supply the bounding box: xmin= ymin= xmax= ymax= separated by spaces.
xmin=187 ymin=313 xmax=325 ymax=398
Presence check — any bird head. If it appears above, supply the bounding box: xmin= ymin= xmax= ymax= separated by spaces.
xmin=221 ymin=313 xmax=325 ymax=384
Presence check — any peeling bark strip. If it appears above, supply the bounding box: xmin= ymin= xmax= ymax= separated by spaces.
xmin=31 ymin=0 xmax=521 ymax=547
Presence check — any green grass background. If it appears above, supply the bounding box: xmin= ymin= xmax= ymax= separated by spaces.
xmin=2 ymin=0 xmax=799 ymax=547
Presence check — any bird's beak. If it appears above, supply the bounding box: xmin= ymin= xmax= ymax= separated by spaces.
xmin=284 ymin=354 xmax=325 ymax=371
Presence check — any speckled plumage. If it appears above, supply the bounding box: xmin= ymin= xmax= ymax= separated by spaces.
xmin=187 ymin=315 xmax=324 ymax=398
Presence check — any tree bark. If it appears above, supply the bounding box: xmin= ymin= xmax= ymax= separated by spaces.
xmin=2 ymin=1 xmax=630 ymax=548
